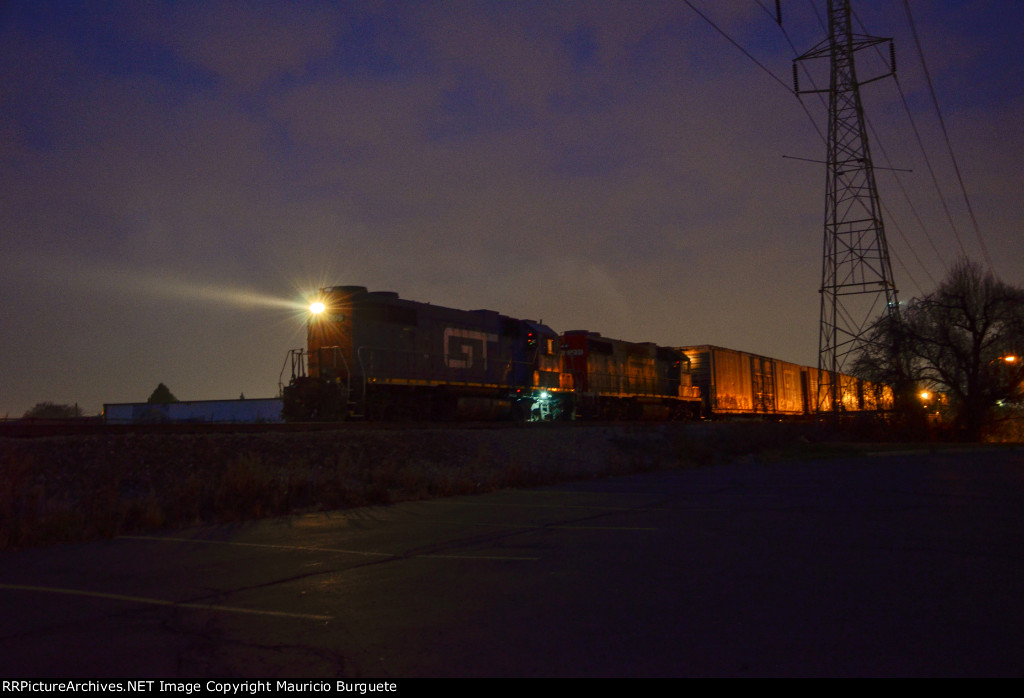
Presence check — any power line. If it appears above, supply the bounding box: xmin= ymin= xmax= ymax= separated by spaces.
xmin=682 ymin=1 xmax=788 ymax=91
xmin=682 ymin=0 xmax=826 ymax=145
xmin=878 ymin=196 xmax=932 ymax=295
xmin=759 ymin=1 xmax=831 ymax=131
xmin=849 ymin=4 xmax=967 ymax=274
xmin=886 ymin=75 xmax=966 ymax=263
xmin=901 ymin=0 xmax=995 ymax=272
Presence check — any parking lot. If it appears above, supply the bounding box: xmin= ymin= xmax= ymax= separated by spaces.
xmin=2 ymin=447 xmax=1022 ymax=677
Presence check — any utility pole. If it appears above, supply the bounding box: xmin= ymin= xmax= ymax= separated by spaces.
xmin=795 ymin=0 xmax=899 ymax=415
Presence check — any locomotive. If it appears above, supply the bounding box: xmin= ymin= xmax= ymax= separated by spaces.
xmin=561 ymin=330 xmax=701 ymax=420
xmin=282 ymin=286 xmax=564 ymax=421
xmin=281 ymin=286 xmax=701 ymax=421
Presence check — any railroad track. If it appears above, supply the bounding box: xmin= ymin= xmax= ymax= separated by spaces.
xmin=0 ymin=418 xmax=609 ymax=438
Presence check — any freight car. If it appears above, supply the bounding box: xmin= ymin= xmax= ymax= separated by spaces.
xmin=281 ymin=286 xmax=565 ymax=421
xmin=809 ymin=367 xmax=894 ymax=414
xmin=680 ymin=345 xmax=893 ymax=419
xmin=680 ymin=345 xmax=807 ymax=417
xmin=560 ymin=331 xmax=701 ymax=420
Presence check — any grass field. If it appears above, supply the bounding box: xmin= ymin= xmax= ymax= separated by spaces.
xmin=0 ymin=420 xmax=936 ymax=550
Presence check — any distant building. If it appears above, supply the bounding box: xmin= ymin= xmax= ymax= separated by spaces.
xmin=104 ymin=398 xmax=283 ymax=424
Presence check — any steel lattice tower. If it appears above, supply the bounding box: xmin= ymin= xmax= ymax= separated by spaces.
xmin=795 ymin=0 xmax=899 ymax=414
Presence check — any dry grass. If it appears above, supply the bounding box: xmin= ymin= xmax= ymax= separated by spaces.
xmin=0 ymin=421 xmax=894 ymax=549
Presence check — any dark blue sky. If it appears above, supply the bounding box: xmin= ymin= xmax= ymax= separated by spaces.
xmin=2 ymin=0 xmax=1022 ymax=415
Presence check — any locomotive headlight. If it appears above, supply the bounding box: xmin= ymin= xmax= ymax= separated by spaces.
xmin=310 ymin=301 xmax=326 ymax=315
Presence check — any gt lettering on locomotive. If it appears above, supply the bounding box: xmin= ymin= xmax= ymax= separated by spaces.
xmin=443 ymin=328 xmax=497 ymax=369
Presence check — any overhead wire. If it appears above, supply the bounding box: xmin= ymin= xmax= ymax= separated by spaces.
xmin=878 ymin=196 xmax=930 ymax=296
xmin=885 ymin=74 xmax=968 ymax=264
xmin=755 ymin=0 xmax=830 ymax=120
xmin=807 ymin=0 xmax=826 ymax=34
xmin=682 ymin=0 xmax=826 ymax=145
xmin=680 ymin=0 xmax=789 ymax=91
xmin=901 ymin=0 xmax=995 ymax=273
xmin=848 ymin=3 xmax=968 ymax=278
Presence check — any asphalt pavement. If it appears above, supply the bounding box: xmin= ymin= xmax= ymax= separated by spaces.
xmin=1 ymin=447 xmax=1022 ymax=677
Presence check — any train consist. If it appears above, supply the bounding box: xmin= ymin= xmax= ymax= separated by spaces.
xmin=281 ymin=286 xmax=889 ymax=421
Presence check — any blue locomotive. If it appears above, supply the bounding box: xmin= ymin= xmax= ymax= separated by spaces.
xmin=281 ymin=286 xmax=564 ymax=420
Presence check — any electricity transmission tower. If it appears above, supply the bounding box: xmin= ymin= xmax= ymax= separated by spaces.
xmin=794 ymin=0 xmax=899 ymax=414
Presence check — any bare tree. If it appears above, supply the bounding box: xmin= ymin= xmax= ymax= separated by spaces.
xmin=857 ymin=259 xmax=1024 ymax=440
xmin=852 ymin=313 xmax=923 ymax=432
xmin=23 ymin=402 xmax=83 ymax=419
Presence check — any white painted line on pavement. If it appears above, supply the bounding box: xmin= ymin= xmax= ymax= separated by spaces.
xmin=123 ymin=535 xmax=392 ymax=557
xmin=0 ymin=584 xmax=332 ymax=621
xmin=553 ymin=525 xmax=658 ymax=531
xmin=122 ymin=535 xmax=538 ymax=561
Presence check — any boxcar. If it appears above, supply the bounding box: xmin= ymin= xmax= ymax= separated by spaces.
xmin=806 ymin=367 xmax=868 ymax=413
xmin=681 ymin=345 xmax=808 ymax=418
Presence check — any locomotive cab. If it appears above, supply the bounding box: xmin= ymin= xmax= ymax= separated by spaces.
xmin=521 ymin=321 xmax=567 ymax=420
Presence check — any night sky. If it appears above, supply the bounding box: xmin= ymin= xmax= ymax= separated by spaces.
xmin=2 ymin=1 xmax=1022 ymax=417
